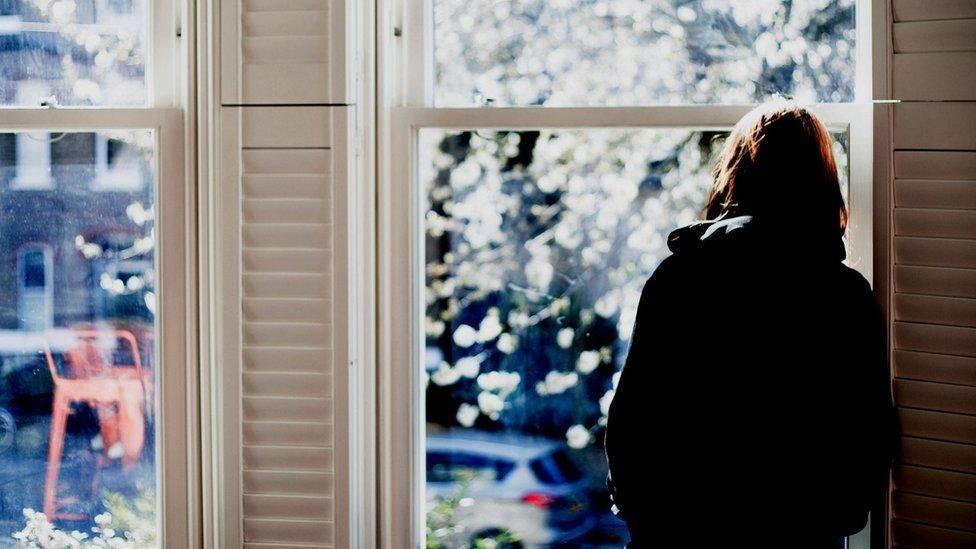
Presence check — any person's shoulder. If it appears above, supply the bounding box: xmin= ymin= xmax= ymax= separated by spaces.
xmin=837 ymin=263 xmax=873 ymax=296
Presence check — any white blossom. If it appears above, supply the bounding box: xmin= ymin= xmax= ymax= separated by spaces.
xmin=566 ymin=425 xmax=592 ymax=449
xmin=556 ymin=327 xmax=574 ymax=349
xmin=452 ymin=324 xmax=478 ymax=348
xmin=496 ymin=333 xmax=517 ymax=354
xmin=576 ymin=350 xmax=602 ymax=374
xmin=456 ymin=403 xmax=480 ymax=427
xmin=455 ymin=356 xmax=481 ymax=378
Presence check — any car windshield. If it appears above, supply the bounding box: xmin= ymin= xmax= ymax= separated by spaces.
xmin=530 ymin=449 xmax=583 ymax=485
xmin=427 ymin=450 xmax=516 ymax=483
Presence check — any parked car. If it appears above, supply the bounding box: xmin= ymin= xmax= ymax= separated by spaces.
xmin=426 ymin=430 xmax=595 ymax=547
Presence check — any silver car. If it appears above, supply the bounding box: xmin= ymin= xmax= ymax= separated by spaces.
xmin=426 ymin=430 xmax=595 ymax=547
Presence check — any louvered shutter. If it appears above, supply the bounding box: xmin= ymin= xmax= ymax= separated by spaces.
xmin=221 ymin=0 xmax=351 ymax=105
xmin=884 ymin=1 xmax=976 ymax=546
xmin=215 ymin=0 xmax=355 ymax=544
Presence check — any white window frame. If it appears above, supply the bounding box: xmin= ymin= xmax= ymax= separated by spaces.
xmin=0 ymin=0 xmax=195 ymax=541
xmin=377 ymin=1 xmax=876 ymax=547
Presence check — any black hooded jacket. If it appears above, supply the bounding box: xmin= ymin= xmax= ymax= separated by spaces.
xmin=605 ymin=216 xmax=894 ymax=547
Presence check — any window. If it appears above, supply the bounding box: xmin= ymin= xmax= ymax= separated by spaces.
xmin=11 ymin=83 xmax=54 ymax=189
xmin=0 ymin=0 xmax=186 ymax=542
xmin=17 ymin=244 xmax=54 ymax=331
xmin=381 ymin=0 xmax=873 ymax=547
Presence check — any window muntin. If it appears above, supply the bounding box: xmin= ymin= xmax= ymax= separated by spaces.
xmin=433 ymin=0 xmax=856 ymax=107
xmin=0 ymin=0 xmax=148 ymax=107
xmin=0 ymin=129 xmax=158 ymax=544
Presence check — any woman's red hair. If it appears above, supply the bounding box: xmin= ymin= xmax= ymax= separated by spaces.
xmin=705 ymin=102 xmax=848 ymax=240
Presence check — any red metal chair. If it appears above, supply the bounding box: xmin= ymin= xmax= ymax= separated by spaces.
xmin=41 ymin=329 xmax=151 ymax=521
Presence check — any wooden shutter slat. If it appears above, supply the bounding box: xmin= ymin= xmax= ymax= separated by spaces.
xmin=892 ymin=0 xmax=976 ymax=21
xmin=898 ymin=407 xmax=976 ymax=444
xmin=894 ymin=208 xmax=976 ymax=239
xmin=243 ymin=65 xmax=331 ymax=105
xmin=893 ymin=54 xmax=976 ymax=101
xmin=895 ymin=180 xmax=976 ymax=210
xmin=243 ymin=446 xmax=334 ymax=472
xmin=895 ymin=465 xmax=976 ymax=503
xmin=243 ymin=273 xmax=331 ymax=298
xmin=893 ymin=102 xmax=976 ymax=149
xmin=895 ymin=379 xmax=976 ymax=416
xmin=243 ymin=396 xmax=333 ymax=422
xmin=894 ymin=151 xmax=976 ymax=180
xmin=243 ymin=224 xmax=332 ymax=250
xmin=241 ymin=108 xmax=333 ymax=149
xmin=895 ymin=237 xmax=976 ymax=269
xmin=243 ymin=421 xmax=333 ymax=447
xmin=244 ymin=494 xmax=333 ymax=521
xmin=894 ymin=350 xmax=976 ymax=387
xmin=893 ymin=492 xmax=976 ymax=533
xmin=244 ymin=348 xmax=333 ymax=375
xmin=244 ymin=249 xmax=331 ymax=273
xmin=894 ymin=294 xmax=976 ymax=328
xmin=894 ymin=322 xmax=976 ymax=357
xmin=242 ymin=11 xmax=328 ymax=37
xmin=892 ymin=519 xmax=976 ymax=548
xmin=242 ymin=150 xmax=331 ymax=175
xmin=893 ymin=20 xmax=976 ymax=52
xmin=242 ymin=372 xmax=332 ymax=397
xmin=244 ymin=298 xmax=331 ymax=323
xmin=242 ymin=0 xmax=323 ymax=12
xmin=894 ymin=266 xmax=976 ymax=299
xmin=244 ymin=199 xmax=330 ymax=224
xmin=243 ymin=175 xmax=332 ymax=199
xmin=900 ymin=437 xmax=976 ymax=474
xmin=243 ymin=36 xmax=329 ymax=64
xmin=243 ymin=518 xmax=334 ymax=545
xmin=242 ymin=323 xmax=332 ymax=349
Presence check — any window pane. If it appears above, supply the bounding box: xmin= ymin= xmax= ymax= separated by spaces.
xmin=0 ymin=0 xmax=148 ymax=106
xmin=434 ymin=0 xmax=856 ymax=106
xmin=0 ymin=130 xmax=157 ymax=544
xmin=422 ymin=128 xmax=848 ymax=546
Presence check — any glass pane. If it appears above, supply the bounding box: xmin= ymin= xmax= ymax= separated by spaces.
xmin=434 ymin=0 xmax=856 ymax=107
xmin=0 ymin=0 xmax=148 ymax=106
xmin=0 ymin=130 xmax=158 ymax=545
xmin=422 ymin=128 xmax=848 ymax=547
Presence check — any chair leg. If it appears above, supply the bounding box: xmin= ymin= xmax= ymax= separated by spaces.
xmin=43 ymin=393 xmax=69 ymax=520
xmin=117 ymin=381 xmax=145 ymax=469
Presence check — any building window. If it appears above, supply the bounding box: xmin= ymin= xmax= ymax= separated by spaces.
xmin=11 ymin=83 xmax=54 ymax=190
xmin=382 ymin=0 xmax=873 ymax=546
xmin=93 ymin=134 xmax=146 ymax=191
xmin=17 ymin=244 xmax=53 ymax=331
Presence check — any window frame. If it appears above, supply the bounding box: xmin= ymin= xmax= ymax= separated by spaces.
xmin=378 ymin=1 xmax=876 ymax=548
xmin=0 ymin=0 xmax=193 ymax=536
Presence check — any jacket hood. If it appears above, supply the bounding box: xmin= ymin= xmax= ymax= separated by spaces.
xmin=666 ymin=215 xmax=846 ymax=262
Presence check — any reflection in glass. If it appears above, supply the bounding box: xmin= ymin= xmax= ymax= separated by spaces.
xmin=434 ymin=0 xmax=856 ymax=106
xmin=0 ymin=0 xmax=148 ymax=106
xmin=0 ymin=131 xmax=157 ymax=545
xmin=422 ymin=128 xmax=849 ymax=547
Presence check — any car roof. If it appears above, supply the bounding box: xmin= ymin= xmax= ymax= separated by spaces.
xmin=425 ymin=429 xmax=563 ymax=461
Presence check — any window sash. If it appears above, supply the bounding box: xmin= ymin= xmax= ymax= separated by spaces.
xmin=380 ymin=1 xmax=876 ymax=546
xmin=0 ymin=107 xmax=191 ymax=549
xmin=395 ymin=0 xmax=874 ymax=108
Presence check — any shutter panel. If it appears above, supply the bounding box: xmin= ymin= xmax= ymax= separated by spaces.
xmin=885 ymin=1 xmax=976 ymax=545
xmin=218 ymin=106 xmax=352 ymax=548
xmin=221 ymin=0 xmax=351 ymax=104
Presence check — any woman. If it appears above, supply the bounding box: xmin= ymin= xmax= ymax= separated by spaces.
xmin=605 ymin=103 xmax=894 ymax=547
